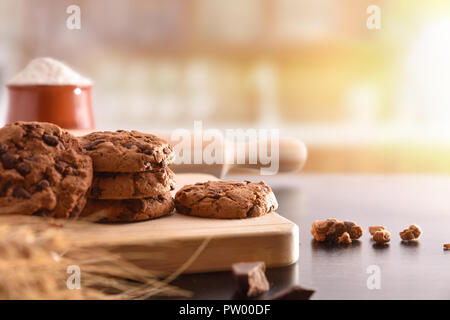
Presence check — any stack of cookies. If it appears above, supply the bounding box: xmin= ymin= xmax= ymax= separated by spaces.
xmin=79 ymin=130 xmax=176 ymax=223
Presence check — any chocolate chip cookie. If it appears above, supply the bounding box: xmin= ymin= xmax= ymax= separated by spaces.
xmin=80 ymin=192 xmax=174 ymax=222
xmin=0 ymin=122 xmax=93 ymax=218
xmin=89 ymin=167 xmax=175 ymax=199
xmin=175 ymin=180 xmax=278 ymax=219
xmin=80 ymin=130 xmax=174 ymax=173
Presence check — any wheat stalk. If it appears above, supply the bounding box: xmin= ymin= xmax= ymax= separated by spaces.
xmin=0 ymin=223 xmax=192 ymax=300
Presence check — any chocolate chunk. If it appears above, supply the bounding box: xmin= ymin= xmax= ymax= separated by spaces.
xmin=125 ymin=199 xmax=143 ymax=213
xmin=271 ymin=285 xmax=315 ymax=300
xmin=13 ymin=187 xmax=31 ymax=199
xmin=1 ymin=153 xmax=17 ymax=169
xmin=16 ymin=162 xmax=31 ymax=176
xmin=163 ymin=147 xmax=171 ymax=154
xmin=135 ymin=143 xmax=145 ymax=152
xmin=232 ymin=261 xmax=270 ymax=297
xmin=143 ymin=149 xmax=154 ymax=155
xmin=327 ymin=222 xmax=346 ymax=241
xmin=23 ymin=123 xmax=38 ymax=131
xmin=344 ymin=221 xmax=355 ymax=229
xmin=55 ymin=160 xmax=69 ymax=175
xmin=43 ymin=134 xmax=59 ymax=146
xmin=84 ymin=140 xmax=106 ymax=151
xmin=123 ymin=142 xmax=133 ymax=149
xmin=159 ymin=160 xmax=167 ymax=168
xmin=37 ymin=179 xmax=50 ymax=190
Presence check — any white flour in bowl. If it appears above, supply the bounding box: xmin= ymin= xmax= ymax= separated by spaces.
xmin=7 ymin=57 xmax=92 ymax=86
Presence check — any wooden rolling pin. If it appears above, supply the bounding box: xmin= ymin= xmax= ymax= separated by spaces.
xmin=70 ymin=130 xmax=307 ymax=178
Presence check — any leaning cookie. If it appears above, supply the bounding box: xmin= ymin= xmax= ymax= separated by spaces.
xmin=0 ymin=121 xmax=93 ymax=218
xmin=89 ymin=168 xmax=175 ymax=200
xmin=175 ymin=180 xmax=278 ymax=219
xmin=80 ymin=192 xmax=174 ymax=223
xmin=80 ymin=130 xmax=174 ymax=173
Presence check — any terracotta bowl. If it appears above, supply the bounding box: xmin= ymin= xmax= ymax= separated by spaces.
xmin=6 ymin=85 xmax=95 ymax=130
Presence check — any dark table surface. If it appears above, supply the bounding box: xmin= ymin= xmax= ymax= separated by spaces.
xmin=172 ymin=174 xmax=450 ymax=299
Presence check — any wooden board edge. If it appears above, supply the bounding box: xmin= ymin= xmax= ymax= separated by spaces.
xmin=108 ymin=220 xmax=299 ymax=274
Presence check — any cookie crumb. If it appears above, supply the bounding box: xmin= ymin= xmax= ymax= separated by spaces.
xmin=400 ymin=224 xmax=422 ymax=241
xmin=369 ymin=225 xmax=386 ymax=236
xmin=311 ymin=219 xmax=362 ymax=243
xmin=338 ymin=232 xmax=352 ymax=244
xmin=443 ymin=244 xmax=450 ymax=251
xmin=373 ymin=230 xmax=390 ymax=244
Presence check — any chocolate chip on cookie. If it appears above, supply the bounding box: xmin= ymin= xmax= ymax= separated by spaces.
xmin=0 ymin=121 xmax=93 ymax=218
xmin=89 ymin=167 xmax=175 ymax=200
xmin=80 ymin=191 xmax=174 ymax=223
xmin=175 ymin=180 xmax=278 ymax=219
xmin=80 ymin=130 xmax=174 ymax=173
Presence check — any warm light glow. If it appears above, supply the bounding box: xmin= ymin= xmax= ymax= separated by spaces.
xmin=400 ymin=19 xmax=450 ymax=128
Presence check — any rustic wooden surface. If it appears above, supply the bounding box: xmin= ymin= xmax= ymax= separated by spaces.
xmin=63 ymin=212 xmax=298 ymax=274
xmin=0 ymin=173 xmax=298 ymax=275
xmin=172 ymin=174 xmax=450 ymax=299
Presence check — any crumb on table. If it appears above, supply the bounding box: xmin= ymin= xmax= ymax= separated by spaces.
xmin=373 ymin=230 xmax=391 ymax=244
xmin=400 ymin=224 xmax=422 ymax=241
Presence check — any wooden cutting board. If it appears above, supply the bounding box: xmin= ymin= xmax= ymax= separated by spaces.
xmin=0 ymin=174 xmax=299 ymax=274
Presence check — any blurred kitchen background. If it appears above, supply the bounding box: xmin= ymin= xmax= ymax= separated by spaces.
xmin=1 ymin=0 xmax=450 ymax=173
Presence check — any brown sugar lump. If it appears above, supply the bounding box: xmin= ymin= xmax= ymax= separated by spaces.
xmin=369 ymin=225 xmax=386 ymax=236
xmin=400 ymin=224 xmax=422 ymax=241
xmin=373 ymin=230 xmax=391 ymax=244
xmin=311 ymin=219 xmax=363 ymax=243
